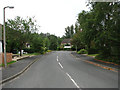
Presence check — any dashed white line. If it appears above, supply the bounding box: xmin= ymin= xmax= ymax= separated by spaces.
xmin=58 ymin=62 xmax=63 ymax=69
xmin=57 ymin=56 xmax=59 ymax=61
xmin=57 ymin=56 xmax=81 ymax=89
xmin=66 ymin=72 xmax=80 ymax=88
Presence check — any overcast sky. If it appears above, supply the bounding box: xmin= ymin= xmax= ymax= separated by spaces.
xmin=0 ymin=0 xmax=89 ymax=37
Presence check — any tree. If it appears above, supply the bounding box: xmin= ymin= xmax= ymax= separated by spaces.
xmin=71 ymin=30 xmax=84 ymax=51
xmin=75 ymin=2 xmax=120 ymax=62
xmin=43 ymin=37 xmax=50 ymax=50
xmin=64 ymin=25 xmax=74 ymax=38
xmin=48 ymin=35 xmax=57 ymax=50
xmin=6 ymin=16 xmax=38 ymax=56
xmin=30 ymin=33 xmax=44 ymax=53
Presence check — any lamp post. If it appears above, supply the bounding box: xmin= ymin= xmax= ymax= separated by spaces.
xmin=3 ymin=6 xmax=14 ymax=67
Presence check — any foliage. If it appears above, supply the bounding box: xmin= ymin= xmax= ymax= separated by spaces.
xmin=6 ymin=16 xmax=39 ymax=56
xmin=67 ymin=2 xmax=120 ymax=62
xmin=88 ymin=54 xmax=98 ymax=57
xmin=6 ymin=16 xmax=63 ymax=55
xmin=77 ymin=49 xmax=88 ymax=54
xmin=47 ymin=50 xmax=52 ymax=52
xmin=87 ymin=48 xmax=98 ymax=54
xmin=64 ymin=25 xmax=74 ymax=38
xmin=48 ymin=35 xmax=58 ymax=50
xmin=71 ymin=30 xmax=85 ymax=51
xmin=95 ymin=54 xmax=119 ymax=64
xmin=30 ymin=33 xmax=44 ymax=53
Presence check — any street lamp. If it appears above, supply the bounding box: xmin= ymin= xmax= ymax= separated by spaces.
xmin=3 ymin=6 xmax=14 ymax=67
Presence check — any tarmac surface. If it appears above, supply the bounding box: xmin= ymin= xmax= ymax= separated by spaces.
xmin=2 ymin=51 xmax=118 ymax=89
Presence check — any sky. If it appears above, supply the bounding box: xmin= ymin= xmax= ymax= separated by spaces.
xmin=0 ymin=0 xmax=89 ymax=37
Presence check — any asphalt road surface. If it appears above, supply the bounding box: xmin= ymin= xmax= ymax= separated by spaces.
xmin=2 ymin=51 xmax=118 ymax=88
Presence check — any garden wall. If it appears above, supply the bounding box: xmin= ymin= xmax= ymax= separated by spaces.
xmin=0 ymin=53 xmax=12 ymax=64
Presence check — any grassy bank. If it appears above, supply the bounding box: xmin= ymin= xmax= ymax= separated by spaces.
xmin=83 ymin=53 xmax=119 ymax=65
xmin=95 ymin=54 xmax=119 ymax=64
xmin=87 ymin=54 xmax=98 ymax=57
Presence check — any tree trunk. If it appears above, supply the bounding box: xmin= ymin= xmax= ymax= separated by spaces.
xmin=20 ymin=49 xmax=22 ymax=56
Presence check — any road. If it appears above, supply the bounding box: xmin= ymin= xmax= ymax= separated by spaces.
xmin=2 ymin=51 xmax=118 ymax=88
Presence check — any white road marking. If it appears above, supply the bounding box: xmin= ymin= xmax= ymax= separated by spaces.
xmin=57 ymin=56 xmax=81 ymax=89
xmin=66 ymin=72 xmax=80 ymax=88
xmin=57 ymin=56 xmax=59 ymax=61
xmin=58 ymin=62 xmax=63 ymax=69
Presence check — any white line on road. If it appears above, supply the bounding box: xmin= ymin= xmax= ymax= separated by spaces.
xmin=66 ymin=72 xmax=80 ymax=88
xmin=58 ymin=62 xmax=63 ymax=69
xmin=57 ymin=56 xmax=59 ymax=61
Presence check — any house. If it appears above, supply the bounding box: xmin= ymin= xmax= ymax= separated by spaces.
xmin=61 ymin=39 xmax=72 ymax=49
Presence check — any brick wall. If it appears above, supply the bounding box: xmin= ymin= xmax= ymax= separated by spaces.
xmin=0 ymin=53 xmax=12 ymax=64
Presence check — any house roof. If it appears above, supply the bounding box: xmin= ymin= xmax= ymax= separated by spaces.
xmin=61 ymin=39 xmax=71 ymax=44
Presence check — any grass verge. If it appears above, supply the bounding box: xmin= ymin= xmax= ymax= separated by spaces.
xmin=0 ymin=61 xmax=16 ymax=67
xmin=88 ymin=54 xmax=98 ymax=57
xmin=95 ymin=54 xmax=119 ymax=65
xmin=87 ymin=54 xmax=119 ymax=65
xmin=24 ymin=53 xmax=41 ymax=56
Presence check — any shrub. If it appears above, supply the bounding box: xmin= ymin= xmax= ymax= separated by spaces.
xmin=95 ymin=54 xmax=120 ymax=64
xmin=88 ymin=48 xmax=98 ymax=54
xmin=77 ymin=49 xmax=88 ymax=54
xmin=24 ymin=48 xmax=34 ymax=53
xmin=47 ymin=50 xmax=52 ymax=52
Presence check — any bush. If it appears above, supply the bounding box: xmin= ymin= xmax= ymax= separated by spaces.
xmin=88 ymin=48 xmax=98 ymax=54
xmin=47 ymin=50 xmax=52 ymax=52
xmin=95 ymin=54 xmax=120 ymax=64
xmin=77 ymin=49 xmax=88 ymax=54
xmin=24 ymin=48 xmax=34 ymax=53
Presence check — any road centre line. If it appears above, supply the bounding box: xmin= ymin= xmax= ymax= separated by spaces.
xmin=57 ymin=59 xmax=59 ymax=62
xmin=57 ymin=56 xmax=81 ymax=89
xmin=58 ymin=62 xmax=63 ymax=69
xmin=57 ymin=56 xmax=59 ymax=61
xmin=57 ymin=56 xmax=63 ymax=68
xmin=66 ymin=72 xmax=80 ymax=88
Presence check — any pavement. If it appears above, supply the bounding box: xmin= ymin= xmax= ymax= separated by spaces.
xmin=2 ymin=55 xmax=43 ymax=80
xmin=71 ymin=52 xmax=119 ymax=71
xmin=1 ymin=51 xmax=118 ymax=89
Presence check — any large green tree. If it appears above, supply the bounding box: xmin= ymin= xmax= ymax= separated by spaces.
xmin=76 ymin=2 xmax=120 ymax=62
xmin=6 ymin=16 xmax=38 ymax=56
